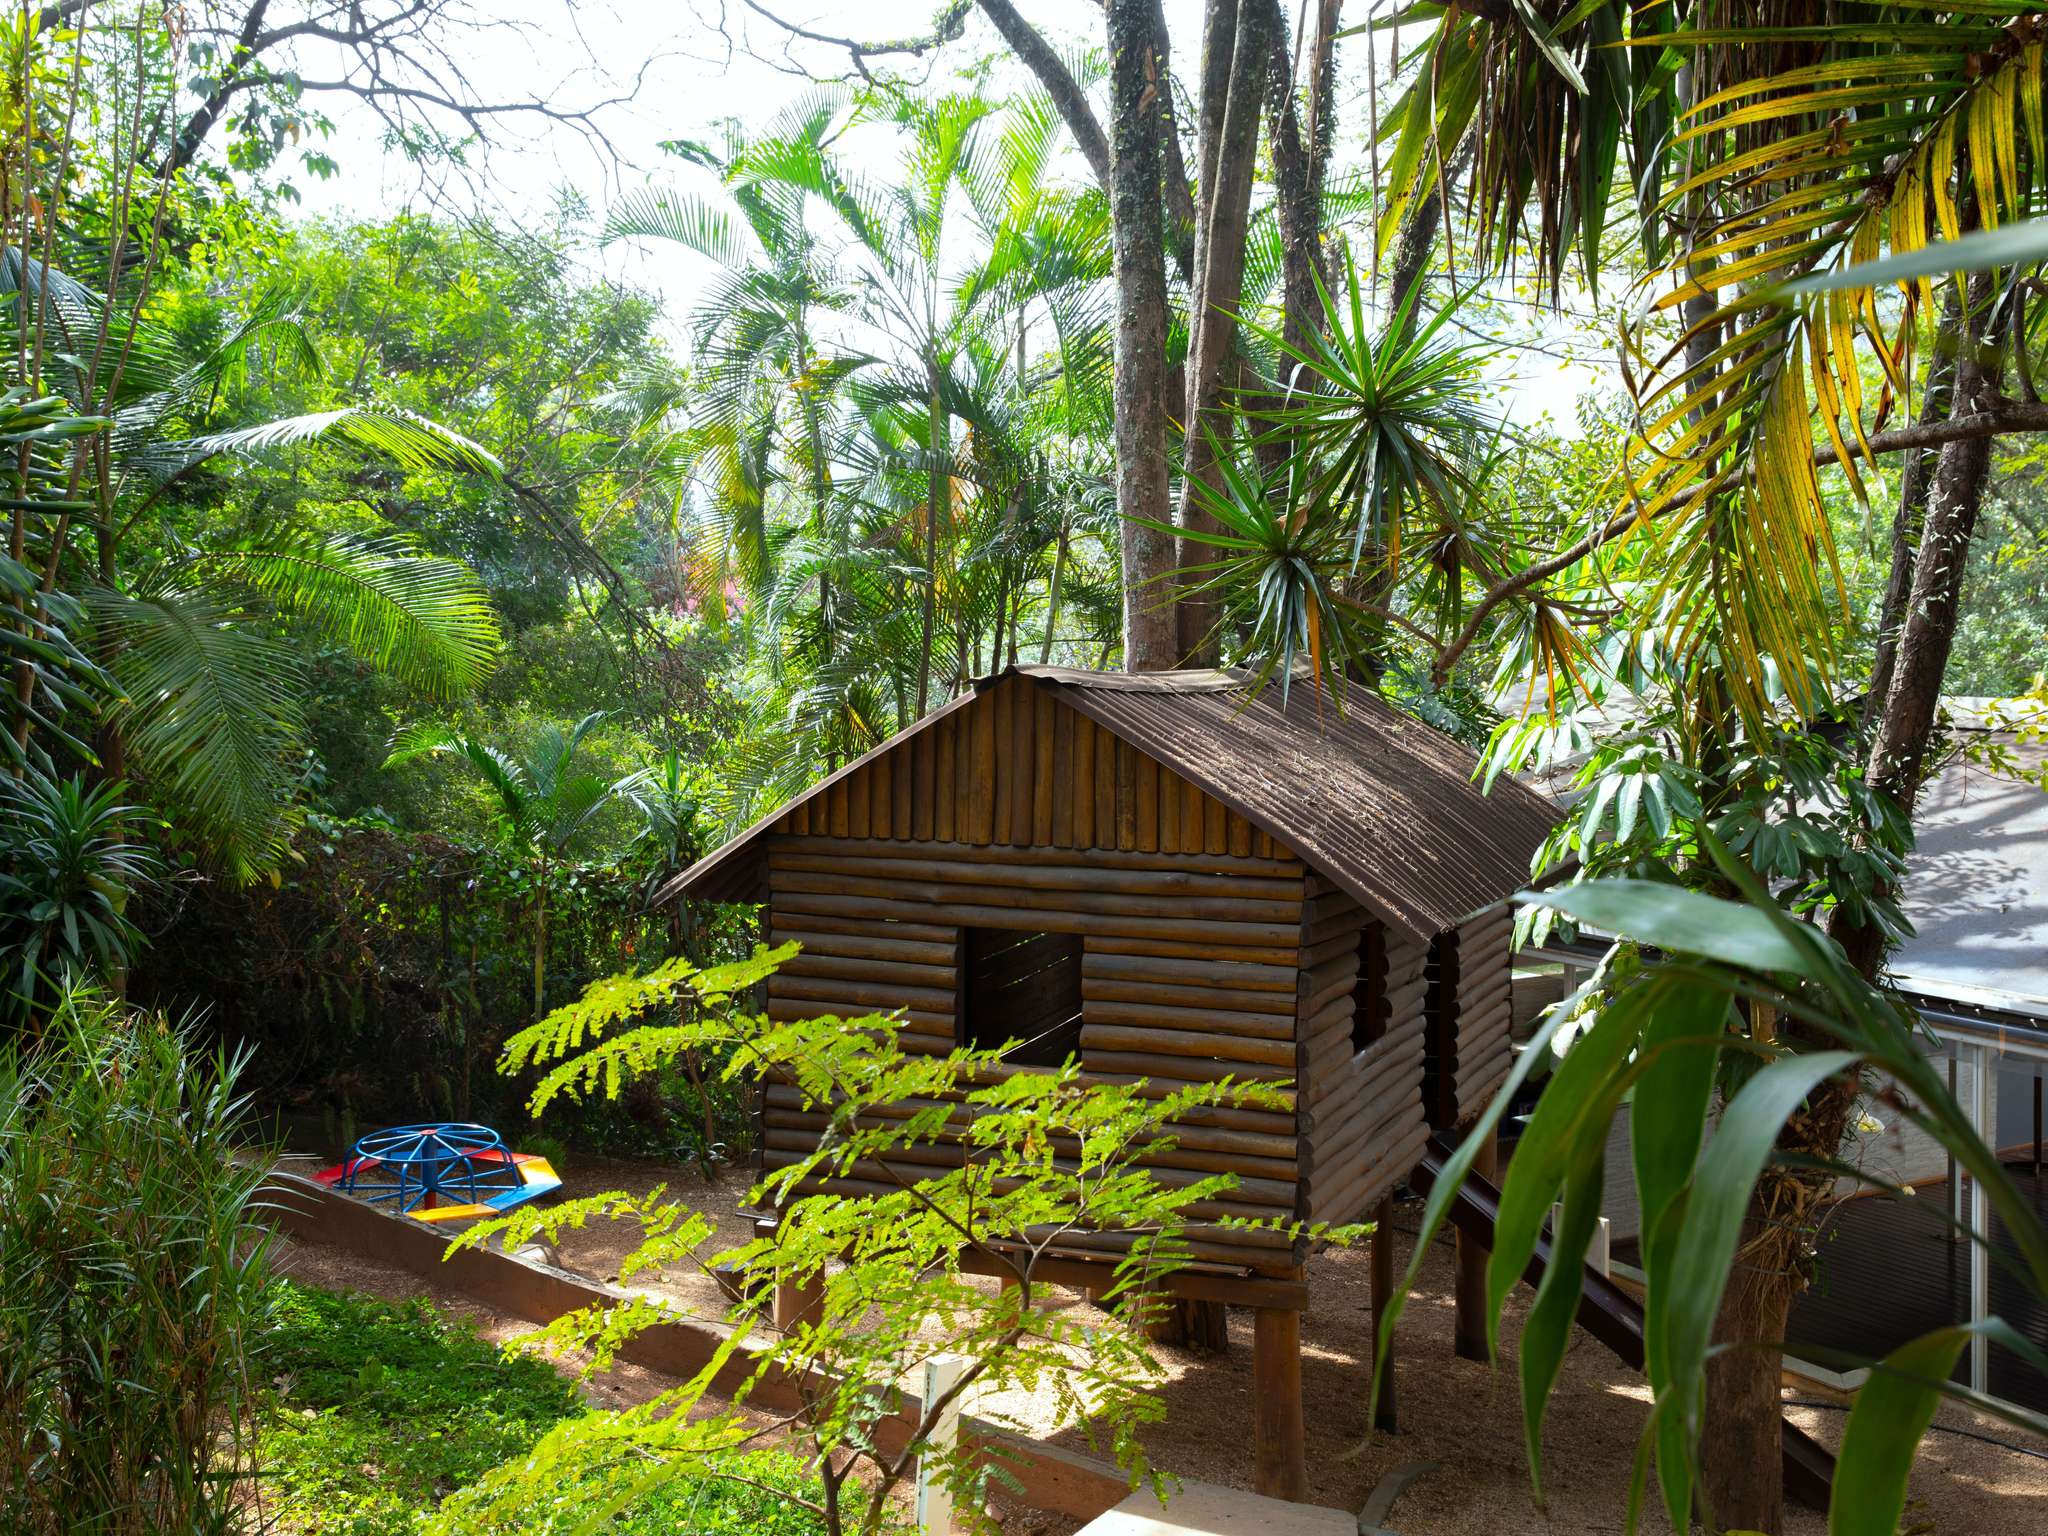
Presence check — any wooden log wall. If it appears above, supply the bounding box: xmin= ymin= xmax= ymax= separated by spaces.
xmin=755 ymin=682 xmax=1314 ymax=1278
xmin=1422 ymin=904 xmax=1517 ymax=1131
xmin=1295 ymin=879 xmax=1429 ymax=1231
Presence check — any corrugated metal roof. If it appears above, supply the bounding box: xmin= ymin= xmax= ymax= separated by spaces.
xmin=1892 ymin=734 xmax=2048 ymax=1019
xmin=656 ymin=666 xmax=1561 ymax=939
xmin=1029 ymin=667 xmax=1558 ymax=937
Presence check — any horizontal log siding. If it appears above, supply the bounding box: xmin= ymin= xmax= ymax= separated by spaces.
xmin=1422 ymin=903 xmax=1517 ymax=1130
xmin=764 ymin=676 xmax=1277 ymax=859
xmin=1296 ymin=888 xmax=1429 ymax=1232
xmin=761 ymin=828 xmax=1310 ymax=1276
xmin=1453 ymin=905 xmax=1515 ymax=1116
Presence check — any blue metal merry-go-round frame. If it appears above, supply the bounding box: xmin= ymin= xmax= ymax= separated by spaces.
xmin=335 ymin=1122 xmax=525 ymax=1215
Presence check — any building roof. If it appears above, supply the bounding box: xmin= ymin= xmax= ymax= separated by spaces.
xmin=658 ymin=665 xmax=1561 ymax=942
xmin=1891 ymin=731 xmax=2048 ymax=1021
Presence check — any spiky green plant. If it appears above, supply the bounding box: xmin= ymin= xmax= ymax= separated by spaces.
xmin=0 ymin=986 xmax=274 ymax=1535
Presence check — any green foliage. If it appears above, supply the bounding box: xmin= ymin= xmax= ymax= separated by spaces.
xmin=439 ymin=947 xmax=1356 ymax=1536
xmin=1383 ymin=851 xmax=2048 ymax=1536
xmin=1485 ymin=662 xmax=1914 ymax=954
xmin=257 ymin=1281 xmax=582 ymax=1535
xmin=128 ymin=818 xmax=758 ymax=1158
xmin=0 ymin=986 xmax=275 ymax=1535
xmin=0 ymin=770 xmax=161 ymax=1024
xmin=257 ymin=1280 xmax=826 ymax=1536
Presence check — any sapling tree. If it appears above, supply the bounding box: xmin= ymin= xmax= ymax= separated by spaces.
xmin=431 ymin=944 xmax=1352 ymax=1536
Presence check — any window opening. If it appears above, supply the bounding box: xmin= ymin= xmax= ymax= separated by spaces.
xmin=959 ymin=927 xmax=1084 ymax=1067
xmin=1352 ymin=924 xmax=1389 ymax=1054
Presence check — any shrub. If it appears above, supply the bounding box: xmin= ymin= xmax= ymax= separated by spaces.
xmin=0 ymin=987 xmax=274 ymax=1535
xmin=258 ymin=1279 xmax=826 ymax=1536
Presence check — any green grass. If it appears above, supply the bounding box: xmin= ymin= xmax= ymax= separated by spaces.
xmin=256 ymin=1281 xmax=828 ymax=1535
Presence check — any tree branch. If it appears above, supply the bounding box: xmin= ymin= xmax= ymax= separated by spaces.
xmin=740 ymin=0 xmax=971 ymax=83
xmin=975 ymin=0 xmax=1111 ymax=193
xmin=1434 ymin=397 xmax=2048 ymax=684
xmin=167 ymin=0 xmax=274 ymax=174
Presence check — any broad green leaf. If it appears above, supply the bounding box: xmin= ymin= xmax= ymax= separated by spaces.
xmin=1521 ymin=880 xmax=1822 ymax=976
xmin=1830 ymin=1322 xmax=1989 ymax=1536
xmin=1369 ymin=968 xmax=1593 ymax=1422
xmin=1486 ymin=977 xmax=1664 ymax=1357
xmin=1520 ymin=1123 xmax=1608 ymax=1503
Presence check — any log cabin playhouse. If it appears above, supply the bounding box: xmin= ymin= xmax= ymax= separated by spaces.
xmin=660 ymin=665 xmax=1557 ymax=1499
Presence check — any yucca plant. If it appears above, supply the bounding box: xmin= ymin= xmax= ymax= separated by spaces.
xmin=0 ymin=769 xmax=161 ymax=1028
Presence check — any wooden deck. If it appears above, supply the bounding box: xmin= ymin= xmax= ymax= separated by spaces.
xmin=1786 ymin=1161 xmax=2048 ymax=1411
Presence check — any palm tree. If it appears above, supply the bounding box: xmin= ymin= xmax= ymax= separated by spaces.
xmin=603 ymin=93 xmax=868 ymax=632
xmin=0 ymin=34 xmax=505 ymax=883
xmin=385 ymin=713 xmax=620 ymax=1022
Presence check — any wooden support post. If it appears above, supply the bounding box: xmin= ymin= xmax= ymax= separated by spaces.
xmin=1370 ymin=1196 xmax=1398 ymax=1434
xmin=773 ymin=1269 xmax=825 ymax=1332
xmin=1185 ymin=1298 xmax=1230 ymax=1354
xmin=915 ymin=1353 xmax=972 ymax=1536
xmin=1251 ymin=1306 xmax=1307 ymax=1503
xmin=1454 ymin=1130 xmax=1498 ymax=1362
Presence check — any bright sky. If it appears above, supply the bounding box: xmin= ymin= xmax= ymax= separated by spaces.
xmin=287 ymin=0 xmax=1610 ymax=430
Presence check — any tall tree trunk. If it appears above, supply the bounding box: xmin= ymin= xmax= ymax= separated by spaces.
xmin=1257 ymin=0 xmax=1337 ymax=356
xmin=1040 ymin=528 xmax=1068 ymax=663
xmin=1177 ymin=0 xmax=1271 ymax=663
xmin=1701 ymin=1221 xmax=1794 ymax=1534
xmin=1866 ymin=345 xmax=1999 ymax=807
xmin=531 ymin=895 xmax=548 ymax=1024
xmin=1836 ymin=267 xmax=2003 ymax=976
xmin=1107 ymin=0 xmax=1178 ymax=671
xmin=1863 ymin=285 xmax=1964 ymax=737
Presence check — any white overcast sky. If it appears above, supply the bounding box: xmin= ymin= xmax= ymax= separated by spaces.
xmin=286 ymin=0 xmax=1609 ymax=429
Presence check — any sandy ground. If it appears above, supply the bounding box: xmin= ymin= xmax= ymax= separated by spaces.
xmin=281 ymin=1154 xmax=2048 ymax=1536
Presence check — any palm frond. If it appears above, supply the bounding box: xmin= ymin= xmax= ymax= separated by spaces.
xmin=93 ymin=590 xmax=300 ymax=882
xmin=148 ymin=406 xmax=503 ymax=479
xmin=189 ymin=535 xmax=502 ymax=698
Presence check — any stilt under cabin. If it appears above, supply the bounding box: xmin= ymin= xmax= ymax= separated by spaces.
xmin=655 ymin=665 xmax=1558 ymax=1500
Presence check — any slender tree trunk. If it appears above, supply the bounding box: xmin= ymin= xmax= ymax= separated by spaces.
xmin=1701 ymin=1225 xmax=1794 ymax=1534
xmin=1177 ymin=0 xmax=1270 ymax=664
xmin=1835 ymin=267 xmax=2003 ymax=977
xmin=1867 ymin=351 xmax=1998 ymax=806
xmin=1040 ymin=529 xmax=1068 ymax=663
xmin=917 ymin=365 xmax=947 ymax=713
xmin=1256 ymin=0 xmax=1337 ymax=356
xmin=1864 ymin=286 xmax=1964 ymax=737
xmin=1107 ymin=0 xmax=1178 ymax=671
xmin=531 ymin=896 xmax=547 ymax=1024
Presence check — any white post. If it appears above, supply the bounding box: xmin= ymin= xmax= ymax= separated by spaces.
xmin=1949 ymin=1051 xmax=1966 ymax=1239
xmin=915 ymin=1353 xmax=972 ymax=1536
xmin=1549 ymin=1204 xmax=1612 ymax=1279
xmin=1970 ymin=1043 xmax=1993 ymax=1395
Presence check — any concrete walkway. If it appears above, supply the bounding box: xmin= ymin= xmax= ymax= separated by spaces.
xmin=1077 ymin=1481 xmax=1354 ymax=1536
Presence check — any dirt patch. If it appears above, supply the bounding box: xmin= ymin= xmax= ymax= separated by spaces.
xmin=285 ymin=1160 xmax=2048 ymax=1535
